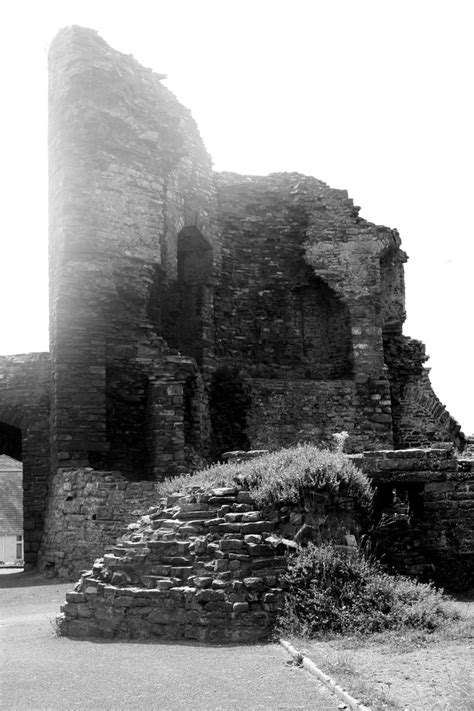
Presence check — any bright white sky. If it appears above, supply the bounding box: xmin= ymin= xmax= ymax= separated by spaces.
xmin=0 ymin=0 xmax=472 ymax=433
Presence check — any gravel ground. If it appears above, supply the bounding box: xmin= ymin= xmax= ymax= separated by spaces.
xmin=0 ymin=570 xmax=339 ymax=711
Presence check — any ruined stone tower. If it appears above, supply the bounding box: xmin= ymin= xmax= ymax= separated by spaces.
xmin=0 ymin=27 xmax=464 ymax=574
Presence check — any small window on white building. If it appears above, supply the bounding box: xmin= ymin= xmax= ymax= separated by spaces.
xmin=16 ymin=535 xmax=23 ymax=560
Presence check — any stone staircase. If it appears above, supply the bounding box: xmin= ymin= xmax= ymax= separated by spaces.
xmin=59 ymin=485 xmax=290 ymax=642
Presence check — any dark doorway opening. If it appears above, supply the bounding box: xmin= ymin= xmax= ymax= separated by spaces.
xmin=161 ymin=227 xmax=213 ymax=366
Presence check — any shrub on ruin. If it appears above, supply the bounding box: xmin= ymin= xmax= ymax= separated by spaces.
xmin=278 ymin=543 xmax=459 ymax=638
xmin=157 ymin=443 xmax=373 ymax=513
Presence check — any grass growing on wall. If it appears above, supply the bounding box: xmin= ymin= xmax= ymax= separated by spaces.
xmin=157 ymin=443 xmax=373 ymax=512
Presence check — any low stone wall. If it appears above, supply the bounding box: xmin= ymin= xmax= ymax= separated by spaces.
xmin=363 ymin=448 xmax=474 ymax=589
xmin=39 ymin=469 xmax=157 ymax=579
xmin=58 ymin=479 xmax=363 ymax=641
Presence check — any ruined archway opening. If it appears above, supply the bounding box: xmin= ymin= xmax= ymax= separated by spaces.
xmin=289 ymin=277 xmax=353 ymax=379
xmin=0 ymin=424 xmax=24 ymax=568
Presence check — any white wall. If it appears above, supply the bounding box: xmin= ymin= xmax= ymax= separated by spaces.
xmin=0 ymin=534 xmax=23 ymax=565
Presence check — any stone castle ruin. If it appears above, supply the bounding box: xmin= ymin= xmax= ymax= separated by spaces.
xmin=0 ymin=27 xmax=470 ymax=591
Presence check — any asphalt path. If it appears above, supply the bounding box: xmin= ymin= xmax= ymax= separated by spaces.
xmin=0 ymin=570 xmax=339 ymax=710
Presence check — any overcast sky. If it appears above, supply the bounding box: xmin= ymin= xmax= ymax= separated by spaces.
xmin=0 ymin=0 xmax=472 ymax=433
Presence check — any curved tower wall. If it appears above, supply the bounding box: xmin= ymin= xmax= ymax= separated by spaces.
xmin=48 ymin=27 xmax=219 ymax=476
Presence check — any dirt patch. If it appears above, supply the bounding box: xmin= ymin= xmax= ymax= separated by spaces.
xmin=290 ymin=600 xmax=474 ymax=710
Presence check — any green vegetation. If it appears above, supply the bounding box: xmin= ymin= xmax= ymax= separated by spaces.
xmin=279 ymin=543 xmax=461 ymax=638
xmin=157 ymin=443 xmax=373 ymax=511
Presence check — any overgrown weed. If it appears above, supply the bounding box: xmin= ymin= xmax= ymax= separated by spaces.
xmin=278 ymin=543 xmax=461 ymax=639
xmin=157 ymin=443 xmax=372 ymax=512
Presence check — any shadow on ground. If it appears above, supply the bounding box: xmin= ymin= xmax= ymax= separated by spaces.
xmin=0 ymin=568 xmax=64 ymax=588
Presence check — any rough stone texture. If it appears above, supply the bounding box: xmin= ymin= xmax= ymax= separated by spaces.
xmin=383 ymin=335 xmax=464 ymax=449
xmin=40 ymin=469 xmax=157 ymax=579
xmin=0 ymin=26 xmax=466 ymax=573
xmin=57 ymin=476 xmax=364 ymax=640
xmin=48 ymin=26 xmax=219 ymax=476
xmin=363 ymin=448 xmax=474 ymax=589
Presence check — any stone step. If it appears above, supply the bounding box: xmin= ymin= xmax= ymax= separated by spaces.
xmin=208 ymin=496 xmax=238 ymax=506
xmin=179 ymin=502 xmax=211 ymax=512
xmin=150 ymin=565 xmax=171 ymax=576
xmin=169 ymin=566 xmax=194 ymax=578
xmin=140 ymin=575 xmax=181 ymax=590
xmin=159 ymin=556 xmax=196 ymax=566
xmin=173 ymin=510 xmax=218 ymax=520
xmin=148 ymin=541 xmax=192 ymax=556
xmin=177 ymin=519 xmax=209 ymax=530
xmin=154 ymin=519 xmax=182 ymax=530
xmin=178 ymin=524 xmax=205 ymax=536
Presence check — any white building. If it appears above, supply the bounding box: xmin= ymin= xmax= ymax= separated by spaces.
xmin=0 ymin=455 xmax=23 ymax=565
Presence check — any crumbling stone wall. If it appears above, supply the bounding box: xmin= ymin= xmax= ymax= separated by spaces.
xmin=0 ymin=354 xmax=50 ymax=566
xmin=213 ymin=172 xmax=404 ymax=453
xmin=0 ymin=26 xmax=467 ymax=578
xmin=39 ymin=468 xmax=157 ymax=579
xmin=363 ymin=448 xmax=473 ymax=589
xmin=383 ymin=335 xmax=464 ymax=449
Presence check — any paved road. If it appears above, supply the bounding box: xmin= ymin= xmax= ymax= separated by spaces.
xmin=0 ymin=570 xmax=339 ymax=710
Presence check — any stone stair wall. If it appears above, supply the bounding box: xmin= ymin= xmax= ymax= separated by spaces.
xmin=58 ymin=480 xmax=362 ymax=642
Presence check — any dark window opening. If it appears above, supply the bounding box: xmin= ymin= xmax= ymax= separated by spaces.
xmin=373 ymin=482 xmax=425 ymax=525
xmin=161 ymin=227 xmax=213 ymax=366
xmin=0 ymin=422 xmax=22 ymax=460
